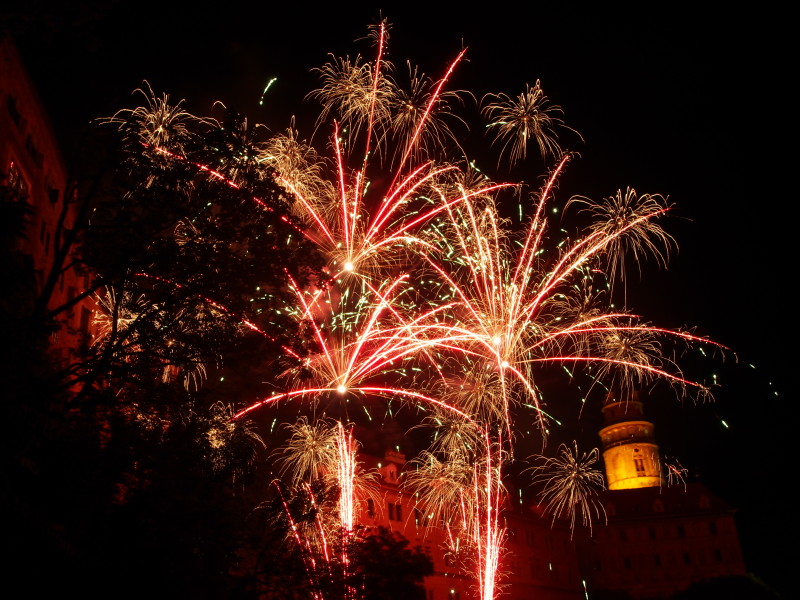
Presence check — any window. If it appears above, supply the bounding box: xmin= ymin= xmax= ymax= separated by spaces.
xmin=677 ymin=525 xmax=685 ymax=538
xmin=619 ymin=528 xmax=627 ymax=542
xmin=367 ymin=498 xmax=375 ymax=518
xmin=80 ymin=307 xmax=91 ymax=352
xmin=709 ymin=521 xmax=717 ymax=535
xmin=7 ymin=161 xmax=28 ymax=200
xmin=634 ymin=455 xmax=645 ymax=475
xmin=648 ymin=527 xmax=656 ymax=540
xmin=683 ymin=552 xmax=691 ymax=565
xmin=388 ymin=502 xmax=402 ymax=521
xmin=654 ymin=554 xmax=661 ymax=567
xmin=624 ymin=556 xmax=632 ymax=569
xmin=26 ymin=135 xmax=43 ymax=168
xmin=388 ymin=502 xmax=395 ymax=521
xmin=714 ymin=549 xmax=723 ymax=562
xmin=6 ymin=95 xmax=21 ymax=126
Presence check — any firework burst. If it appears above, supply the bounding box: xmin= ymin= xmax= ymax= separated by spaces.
xmin=108 ymin=19 xmax=731 ymax=600
xmin=527 ymin=441 xmax=607 ymax=537
xmin=482 ymin=80 xmax=580 ymax=167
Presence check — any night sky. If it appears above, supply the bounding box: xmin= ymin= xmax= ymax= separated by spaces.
xmin=4 ymin=2 xmax=793 ymax=596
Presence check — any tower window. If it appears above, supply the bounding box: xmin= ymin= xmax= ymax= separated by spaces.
xmin=366 ymin=498 xmax=375 ymax=518
xmin=633 ymin=450 xmax=645 ymax=475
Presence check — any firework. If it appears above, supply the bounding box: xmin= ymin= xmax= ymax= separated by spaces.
xmin=101 ymin=80 xmax=213 ymax=156
xmin=108 ymin=19 xmax=730 ymax=600
xmin=405 ymin=425 xmax=508 ymax=600
xmin=662 ymin=456 xmax=689 ymax=490
xmin=527 ymin=441 xmax=607 ymax=537
xmin=481 ymin=80 xmax=580 ymax=167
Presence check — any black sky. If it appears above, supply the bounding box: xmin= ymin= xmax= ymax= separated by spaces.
xmin=4 ymin=2 xmax=794 ymax=596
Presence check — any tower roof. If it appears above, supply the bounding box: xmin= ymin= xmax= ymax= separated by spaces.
xmin=601 ymin=389 xmax=650 ymax=427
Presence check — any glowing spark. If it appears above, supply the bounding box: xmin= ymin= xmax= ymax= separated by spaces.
xmin=259 ymin=77 xmax=277 ymax=105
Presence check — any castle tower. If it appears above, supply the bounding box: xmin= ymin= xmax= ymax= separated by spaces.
xmin=599 ymin=390 xmax=664 ymax=490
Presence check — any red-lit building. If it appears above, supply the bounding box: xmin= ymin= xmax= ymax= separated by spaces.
xmin=360 ymin=449 xmax=584 ymax=600
xmin=1 ymin=33 xmax=94 ymax=360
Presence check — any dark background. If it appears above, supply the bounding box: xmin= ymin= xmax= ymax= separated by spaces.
xmin=3 ymin=2 xmax=793 ymax=596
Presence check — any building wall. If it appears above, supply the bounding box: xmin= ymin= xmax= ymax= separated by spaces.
xmin=1 ymin=33 xmax=94 ymax=361
xmin=575 ymin=485 xmax=747 ymax=599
